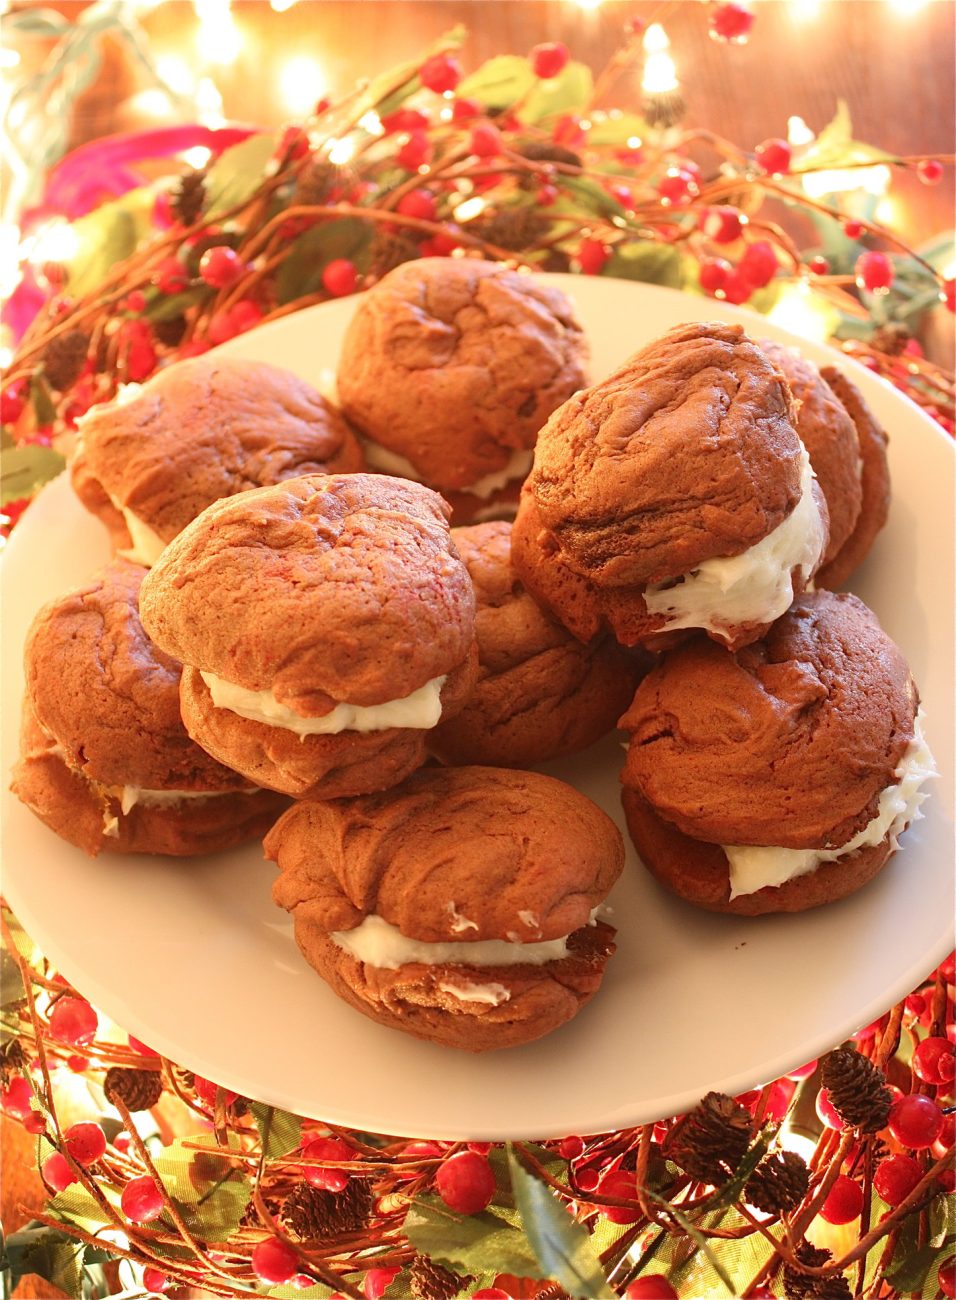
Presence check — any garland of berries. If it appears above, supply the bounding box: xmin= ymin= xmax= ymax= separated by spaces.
xmin=1 ymin=902 xmax=953 ymax=1299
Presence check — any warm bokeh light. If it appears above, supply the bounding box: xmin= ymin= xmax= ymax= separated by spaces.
xmin=194 ymin=0 xmax=242 ymax=66
xmin=802 ymin=164 xmax=891 ymax=199
xmin=22 ymin=217 xmax=80 ymax=267
xmin=767 ymin=281 xmax=840 ymax=343
xmin=642 ymin=23 xmax=678 ymax=95
xmin=326 ymin=136 xmax=356 ymax=165
xmin=279 ymin=54 xmax=327 ymax=116
xmin=788 ymin=115 xmax=815 ymax=147
xmin=789 ymin=0 xmax=823 ymax=20
xmin=156 ymin=53 xmax=196 ymax=95
xmin=195 ymin=76 xmax=225 ymax=128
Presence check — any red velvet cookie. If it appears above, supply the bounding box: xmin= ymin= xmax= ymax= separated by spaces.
xmin=11 ymin=561 xmax=286 ymax=856
xmin=512 ymin=322 xmax=829 ymax=651
xmin=139 ymin=474 xmax=478 ymax=798
xmin=430 ymin=521 xmax=646 ymax=767
xmin=70 ymin=355 xmax=364 ymax=564
xmin=266 ymin=766 xmax=623 ymax=1051
xmin=619 ymin=591 xmax=932 ymax=914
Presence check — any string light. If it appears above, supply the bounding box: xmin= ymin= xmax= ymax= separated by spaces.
xmin=358 ymin=111 xmax=385 ymax=137
xmin=789 ymin=0 xmax=822 ymax=19
xmin=181 ymin=146 xmax=213 ymax=169
xmin=326 ymin=136 xmax=356 ymax=165
xmin=801 ymin=163 xmax=891 ymax=200
xmin=642 ymin=24 xmax=678 ymax=95
xmin=195 ymin=76 xmax=225 ymax=129
xmin=787 ymin=116 xmax=815 ymax=148
xmin=0 ymin=47 xmax=20 ymax=69
xmin=193 ymin=0 xmax=241 ymax=66
xmin=279 ymin=55 xmax=326 ymax=116
xmin=155 ymin=54 xmax=196 ymax=96
xmin=574 ymin=0 xmax=604 ymax=10
xmin=766 ymin=281 xmax=839 ymax=344
xmin=21 ymin=217 xmax=79 ymax=268
xmin=270 ymin=0 xmax=299 ymax=9
xmin=454 ymin=196 xmax=487 ymax=222
xmin=888 ymin=0 xmax=930 ymax=12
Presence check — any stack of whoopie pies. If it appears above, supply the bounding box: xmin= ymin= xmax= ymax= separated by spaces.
xmin=14 ymin=258 xmax=934 ymax=1053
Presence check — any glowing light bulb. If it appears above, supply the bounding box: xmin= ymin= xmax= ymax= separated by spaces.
xmin=889 ymin=0 xmax=929 ymax=12
xmin=156 ymin=54 xmax=196 ymax=96
xmin=23 ymin=218 xmax=80 ymax=267
xmin=642 ymin=24 xmax=678 ymax=95
xmin=766 ymin=281 xmax=839 ymax=345
xmin=358 ymin=111 xmax=385 ymax=137
xmin=789 ymin=0 xmax=822 ymax=19
xmin=270 ymin=0 xmax=298 ymax=9
xmin=195 ymin=77 xmax=224 ymax=129
xmin=327 ymin=136 xmax=356 ymax=165
xmin=279 ymin=55 xmax=326 ymax=116
xmin=182 ymin=146 xmax=213 ymax=169
xmin=801 ymin=163 xmax=891 ymax=200
xmin=0 ymin=221 xmax=22 ymax=298
xmin=454 ymin=196 xmax=486 ymax=222
xmin=787 ymin=116 xmax=815 ymax=148
xmin=0 ymin=47 xmax=20 ymax=69
xmin=194 ymin=0 xmax=241 ymax=66
xmin=575 ymin=0 xmax=604 ymax=10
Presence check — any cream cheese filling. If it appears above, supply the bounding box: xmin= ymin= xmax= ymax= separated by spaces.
xmin=361 ymin=441 xmax=533 ymax=500
xmin=103 ymin=786 xmax=238 ymax=835
xmin=107 ymin=493 xmax=168 ymax=567
xmin=437 ymin=981 xmax=511 ymax=1006
xmin=725 ymin=709 xmax=936 ymax=899
xmin=200 ymin=671 xmax=447 ymax=735
xmin=643 ymin=447 xmax=825 ymax=636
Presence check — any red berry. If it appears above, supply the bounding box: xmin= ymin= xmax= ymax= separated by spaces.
xmin=933 ymin=1111 xmax=956 ymax=1154
xmin=816 ymin=1087 xmax=846 ymax=1131
xmin=397 ymin=129 xmax=431 ymax=170
xmin=143 ymin=1268 xmax=169 ymax=1293
xmin=420 ymin=53 xmax=461 ymax=95
xmin=435 ymin=1151 xmax=496 ymax=1215
xmin=42 ymin=1152 xmax=77 ymax=1192
xmin=820 ymin=1174 xmax=863 ymax=1224
xmin=940 ymin=1256 xmax=956 ymax=1299
xmin=722 ymin=270 xmax=753 ymax=305
xmin=808 ymin=255 xmax=829 ymax=276
xmin=322 ymin=258 xmax=359 ymax=298
xmin=124 ymin=290 xmax=146 ymax=313
xmin=472 ymin=1291 xmax=511 ymax=1299
xmin=699 ymin=205 xmax=745 ymax=244
xmin=1 ymin=386 xmax=25 ymax=425
xmin=193 ymin=1075 xmax=239 ymax=1108
xmin=942 ymin=278 xmax=956 ymax=313
xmin=470 ymin=124 xmax=503 ymax=159
xmin=917 ymin=158 xmax=944 ymax=185
xmin=121 ymin=1175 xmax=165 ymax=1223
xmin=49 ymin=997 xmax=97 ymax=1046
xmin=657 ymin=167 xmax=699 ymax=206
xmin=128 ymin=1034 xmax=159 ymax=1056
xmin=754 ymin=138 xmax=792 ymax=176
xmin=888 ymin=1093 xmax=944 ymax=1149
xmin=252 ymin=1237 xmax=298 ymax=1285
xmin=937 ymin=952 xmax=956 ymax=983
xmin=625 ymin=1277 xmax=679 ymax=1300
xmin=710 ymin=2 xmax=755 ymax=43
xmin=1 ymin=1076 xmax=34 ymax=1118
xmin=699 ymin=257 xmax=732 ymax=295
xmin=23 ymin=1111 xmax=46 ymax=1135
xmin=364 ymin=1266 xmax=400 ymax=1300
xmin=114 ymin=1133 xmax=131 ymax=1152
xmin=301 ymin=1134 xmax=352 ymax=1191
xmin=559 ymin=1135 xmax=585 ymax=1160
xmin=278 ymin=125 xmax=310 ymax=161
xmin=154 ymin=257 xmax=188 ymax=295
xmin=152 ymin=190 xmax=173 ymax=229
xmin=937 ymin=1166 xmax=956 ymax=1194
xmin=577 ymin=238 xmax=611 ymax=275
xmin=914 ymin=1036 xmax=955 ymax=1085
xmin=383 ymin=109 xmax=429 ymax=135
xmin=554 ymin=114 xmax=586 ymax=148
xmin=873 ymin=1153 xmax=922 ymax=1206
xmin=230 ymin=300 xmax=264 ymax=333
xmin=739 ymin=239 xmax=778 ymax=288
xmin=843 ymin=218 xmax=864 ymax=238
xmin=856 ymin=250 xmax=894 ymax=293
xmin=397 ymin=188 xmax=437 ymax=222
xmin=530 ymin=41 xmax=570 ymax=79
xmin=538 ymin=182 xmax=559 ymax=206
xmin=65 ymin=1122 xmax=107 ymax=1167
xmin=452 ymin=97 xmax=481 ymax=122
xmin=468 ymin=1141 xmax=492 ymax=1156
xmin=198 ymin=245 xmax=244 ymax=290
xmin=599 ymin=1169 xmax=641 ymax=1224
xmin=575 ymin=1165 xmax=600 ymax=1192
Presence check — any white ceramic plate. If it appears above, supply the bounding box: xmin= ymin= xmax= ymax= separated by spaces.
xmin=2 ymin=277 xmax=953 ymax=1140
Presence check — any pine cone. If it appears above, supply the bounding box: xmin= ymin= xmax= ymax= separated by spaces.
xmin=171 ymin=170 xmax=206 ymax=226
xmin=238 ymin=1196 xmax=280 ymax=1230
xmin=153 ymin=316 xmax=188 ymax=348
xmin=473 ymin=207 xmax=549 ymax=252
xmin=540 ymin=248 xmax=572 ymax=273
xmin=641 ymin=88 xmax=686 ymax=129
xmin=103 ymin=1067 xmax=164 ymax=1112
xmin=0 ymin=1040 xmax=26 ymax=1087
xmin=517 ymin=140 xmax=583 ymax=169
xmin=662 ymin=1092 xmax=754 ymax=1186
xmin=409 ymin=1254 xmax=469 ymax=1300
xmin=820 ymin=1048 xmax=893 ymax=1132
xmin=784 ymin=1243 xmax=851 ymax=1300
xmin=369 ymin=231 xmax=420 ymax=278
xmin=42 ymin=329 xmax=90 ymax=392
xmin=280 ymin=1179 xmax=373 ymax=1241
xmin=872 ymin=323 xmax=911 ymax=356
xmin=293 ymin=161 xmax=348 ymax=207
xmin=745 ymin=1151 xmax=810 ymax=1215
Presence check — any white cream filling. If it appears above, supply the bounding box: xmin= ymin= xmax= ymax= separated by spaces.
xmin=643 ymin=447 xmax=826 ymax=636
xmin=329 ymin=910 xmax=605 ymax=970
xmin=106 ymin=493 xmax=168 ymax=567
xmin=118 ymin=787 xmax=238 ymax=815
xmin=437 ymin=981 xmax=511 ymax=1006
xmin=361 ymin=441 xmax=532 ymax=500
xmin=725 ymin=709 xmax=936 ymax=899
xmin=200 ymin=671 xmax=446 ymax=735
xmin=445 ymin=902 xmax=479 ymax=934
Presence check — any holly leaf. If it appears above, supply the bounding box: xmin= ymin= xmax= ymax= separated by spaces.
xmin=587 ymin=112 xmax=649 ymax=148
xmin=0 ymin=1221 xmax=84 ymax=1298
xmin=507 ymin=1147 xmax=615 ymax=1299
xmin=0 ymin=948 xmax=25 ymax=1006
xmin=404 ymin=1195 xmax=544 ymax=1279
xmin=522 ymin=62 xmax=593 ymax=125
xmin=886 ymin=1238 xmax=956 ymax=1294
xmin=66 ymin=188 xmax=155 ymax=298
xmin=606 ymin=240 xmax=687 ymax=289
xmin=30 ymin=373 xmax=57 ymax=427
xmin=1 ymin=446 xmax=66 ymax=507
xmin=457 ymin=56 xmax=537 ymax=111
xmin=368 ymin=24 xmax=467 ymax=119
xmin=797 ymin=100 xmax=893 ymax=171
xmin=276 ymin=217 xmax=374 ymax=304
xmin=203 ymin=131 xmax=277 ymax=219
xmin=48 ymin=1179 xmax=121 ymax=1235
xmin=146 ymin=286 xmax=208 ymax=323
xmin=250 ymin=1102 xmax=302 ymax=1159
xmin=151 ymin=1135 xmax=250 ymax=1242
xmin=556 ymin=175 xmax=626 ymax=219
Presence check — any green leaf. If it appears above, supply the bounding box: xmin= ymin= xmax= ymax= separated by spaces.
xmin=797 ymin=100 xmax=894 ymax=171
xmin=404 ymin=1195 xmax=543 ymax=1279
xmin=0 ymin=1221 xmax=85 ymax=1298
xmin=507 ymin=1146 xmax=615 ymax=1299
xmin=276 ymin=217 xmax=374 ymax=304
xmin=367 ymin=24 xmax=466 ymax=119
xmin=0 ymin=949 xmax=25 ymax=1006
xmin=587 ymin=112 xmax=649 ymax=148
xmin=66 ymin=188 xmax=155 ymax=298
xmin=887 ymin=1239 xmax=955 ymax=1293
xmin=606 ymin=240 xmax=687 ymax=289
xmin=250 ymin=1102 xmax=302 ymax=1159
xmin=1 ymin=446 xmax=66 ymax=507
xmin=457 ymin=55 xmax=537 ymax=111
xmin=266 ymin=1279 xmax=335 ymax=1299
xmin=204 ymin=132 xmax=279 ymax=219
xmin=557 ymin=175 xmax=626 ymax=219
xmin=30 ymin=373 xmax=57 ymax=427
xmin=146 ymin=286 xmax=208 ymax=323
xmin=151 ymin=1135 xmax=251 ymax=1242
xmin=49 ymin=1180 xmax=121 ymax=1235
xmin=522 ymin=61 xmax=593 ymax=125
